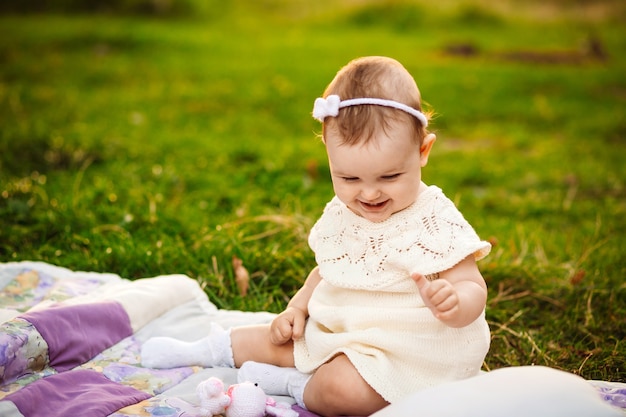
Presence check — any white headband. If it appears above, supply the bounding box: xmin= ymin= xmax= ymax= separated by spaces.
xmin=312 ymin=94 xmax=428 ymax=127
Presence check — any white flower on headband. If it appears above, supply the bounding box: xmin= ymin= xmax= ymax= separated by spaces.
xmin=311 ymin=94 xmax=428 ymax=127
xmin=312 ymin=95 xmax=341 ymax=122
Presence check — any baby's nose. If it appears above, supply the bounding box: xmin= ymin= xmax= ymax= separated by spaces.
xmin=361 ymin=186 xmax=381 ymax=201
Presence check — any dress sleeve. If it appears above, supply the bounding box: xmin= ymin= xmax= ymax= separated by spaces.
xmin=401 ymin=189 xmax=491 ymax=276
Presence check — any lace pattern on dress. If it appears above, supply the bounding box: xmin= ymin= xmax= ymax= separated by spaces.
xmin=309 ymin=186 xmax=490 ymax=291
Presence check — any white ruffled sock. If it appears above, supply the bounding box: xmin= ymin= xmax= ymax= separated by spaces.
xmin=238 ymin=361 xmax=311 ymax=408
xmin=141 ymin=323 xmax=234 ymax=369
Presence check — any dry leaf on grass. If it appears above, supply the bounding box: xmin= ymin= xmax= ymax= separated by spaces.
xmin=232 ymin=255 xmax=250 ymax=296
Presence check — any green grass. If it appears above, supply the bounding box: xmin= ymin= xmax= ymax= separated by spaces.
xmin=1 ymin=0 xmax=625 ymax=381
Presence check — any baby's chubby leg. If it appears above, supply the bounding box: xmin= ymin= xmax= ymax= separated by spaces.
xmin=230 ymin=324 xmax=296 ymax=368
xmin=141 ymin=323 xmax=295 ymax=370
xmin=304 ymin=354 xmax=389 ymax=416
xmin=141 ymin=322 xmax=234 ymax=369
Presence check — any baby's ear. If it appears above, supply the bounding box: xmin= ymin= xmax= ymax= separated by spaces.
xmin=420 ymin=133 xmax=436 ymax=166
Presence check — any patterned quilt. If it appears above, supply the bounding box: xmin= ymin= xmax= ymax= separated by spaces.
xmin=0 ymin=261 xmax=624 ymax=417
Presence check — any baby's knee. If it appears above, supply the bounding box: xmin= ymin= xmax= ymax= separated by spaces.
xmin=304 ymin=372 xmax=387 ymax=416
xmin=304 ymin=377 xmax=349 ymax=415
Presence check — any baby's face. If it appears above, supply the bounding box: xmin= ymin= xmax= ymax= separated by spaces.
xmin=325 ymin=121 xmax=427 ymax=223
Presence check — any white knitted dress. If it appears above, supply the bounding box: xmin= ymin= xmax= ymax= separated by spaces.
xmin=293 ymin=186 xmax=491 ymax=403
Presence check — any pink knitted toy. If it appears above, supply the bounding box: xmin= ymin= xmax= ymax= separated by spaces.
xmin=196 ymin=377 xmax=298 ymax=417
xmin=196 ymin=377 xmax=231 ymax=416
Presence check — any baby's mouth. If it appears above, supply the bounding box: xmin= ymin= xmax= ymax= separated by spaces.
xmin=360 ymin=200 xmax=389 ymax=210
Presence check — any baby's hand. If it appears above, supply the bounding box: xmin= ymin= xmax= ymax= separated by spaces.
xmin=412 ymin=273 xmax=461 ymax=323
xmin=270 ymin=306 xmax=307 ymax=345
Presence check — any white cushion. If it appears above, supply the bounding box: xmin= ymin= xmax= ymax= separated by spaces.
xmin=371 ymin=366 xmax=622 ymax=417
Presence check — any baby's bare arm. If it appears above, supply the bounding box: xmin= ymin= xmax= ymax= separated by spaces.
xmin=412 ymin=255 xmax=487 ymax=328
xmin=270 ymin=266 xmax=322 ymax=344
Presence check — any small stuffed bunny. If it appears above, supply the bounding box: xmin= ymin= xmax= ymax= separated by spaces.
xmin=196 ymin=377 xmax=298 ymax=417
xmin=196 ymin=377 xmax=231 ymax=416
xmin=224 ymin=381 xmax=267 ymax=417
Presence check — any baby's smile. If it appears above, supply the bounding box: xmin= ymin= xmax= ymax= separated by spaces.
xmin=360 ymin=200 xmax=388 ymax=208
xmin=358 ymin=199 xmax=392 ymax=221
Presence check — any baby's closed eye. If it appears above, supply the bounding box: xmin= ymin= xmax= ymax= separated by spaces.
xmin=381 ymin=173 xmax=401 ymax=180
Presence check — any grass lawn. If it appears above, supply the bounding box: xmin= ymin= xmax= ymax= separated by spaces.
xmin=1 ymin=0 xmax=625 ymax=381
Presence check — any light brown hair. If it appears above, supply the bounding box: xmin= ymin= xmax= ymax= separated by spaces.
xmin=321 ymin=56 xmax=431 ymax=146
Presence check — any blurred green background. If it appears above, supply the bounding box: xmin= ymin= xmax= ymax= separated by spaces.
xmin=1 ymin=0 xmax=625 ymax=380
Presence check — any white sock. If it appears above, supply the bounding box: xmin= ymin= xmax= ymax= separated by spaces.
xmin=287 ymin=371 xmax=310 ymax=409
xmin=238 ymin=361 xmax=311 ymax=408
xmin=141 ymin=323 xmax=234 ymax=369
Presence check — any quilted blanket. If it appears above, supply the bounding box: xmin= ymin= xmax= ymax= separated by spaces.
xmin=0 ymin=261 xmax=299 ymax=417
xmin=0 ymin=261 xmax=624 ymax=417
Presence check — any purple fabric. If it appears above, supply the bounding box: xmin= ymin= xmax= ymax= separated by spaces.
xmin=5 ymin=368 xmax=150 ymax=417
xmin=597 ymin=385 xmax=626 ymax=408
xmin=21 ymin=301 xmax=132 ymax=372
xmin=292 ymin=404 xmax=364 ymax=417
xmin=292 ymin=405 xmax=321 ymax=416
